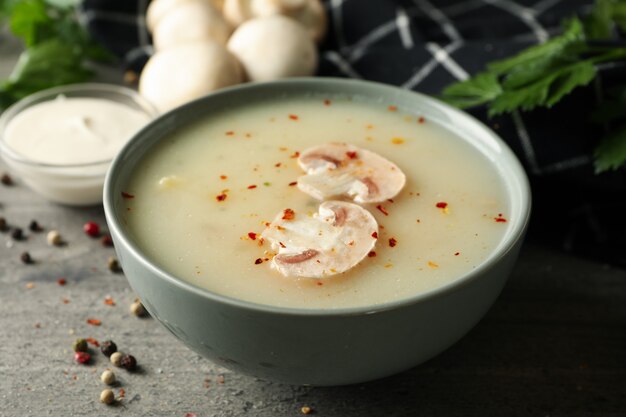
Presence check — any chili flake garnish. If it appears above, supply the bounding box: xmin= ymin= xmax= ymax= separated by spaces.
xmin=220 ymin=175 xmax=227 ymax=180
xmin=216 ymin=191 xmax=228 ymax=202
xmin=254 ymin=258 xmax=263 ymax=265
xmin=368 ymin=251 xmax=377 ymax=257
xmin=388 ymin=105 xmax=397 ymax=112
xmin=290 ymin=151 xmax=300 ymax=158
xmin=346 ymin=151 xmax=358 ymax=159
xmin=275 ymin=162 xmax=282 ymax=167
xmin=57 ymin=278 xmax=67 ymax=286
xmin=376 ymin=205 xmax=389 ymax=216
xmin=86 ymin=318 xmax=102 ymax=326
xmin=86 ymin=337 xmax=100 ymax=347
xmin=288 ymin=114 xmax=299 ymax=120
xmin=371 ymin=231 xmax=378 ymax=239
xmin=391 ymin=137 xmax=405 ymax=145
xmin=119 ymin=388 xmax=126 ymax=399
xmin=225 ymin=131 xmax=235 ymax=136
xmin=288 ymin=181 xmax=298 ymax=187
xmin=418 ymin=116 xmax=425 ymax=124
xmin=247 ymin=185 xmax=257 ymax=189
xmin=454 ymin=252 xmax=460 ymax=256
xmin=279 ymin=242 xmax=286 ymax=248
xmin=428 ymin=261 xmax=439 ymax=269
xmin=104 ymin=297 xmax=115 ymax=306
xmin=121 ymin=191 xmax=135 ymax=199
xmin=62 ymin=298 xmax=70 ymax=304
xmin=436 ymin=202 xmax=448 ymax=209
xmin=282 ymin=208 xmax=295 ymax=220
xmin=389 ymin=237 xmax=397 ymax=247
xmin=324 ymin=99 xmax=332 ymax=106
xmin=248 ymin=232 xmax=257 ymax=240
xmin=495 ymin=213 xmax=508 ymax=223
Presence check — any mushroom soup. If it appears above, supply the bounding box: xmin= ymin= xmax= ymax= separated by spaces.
xmin=122 ymin=97 xmax=510 ymax=309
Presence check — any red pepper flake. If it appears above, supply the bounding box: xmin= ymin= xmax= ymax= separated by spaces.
xmin=216 ymin=192 xmax=227 ymax=202
xmin=247 ymin=185 xmax=257 ymax=189
xmin=185 ymin=414 xmax=197 ymax=417
xmin=101 ymin=234 xmax=114 ymax=247
xmin=248 ymin=232 xmax=257 ymax=240
xmin=225 ymin=131 xmax=235 ymax=136
xmin=495 ymin=213 xmax=508 ymax=223
xmin=418 ymin=116 xmax=425 ymax=124
xmin=121 ymin=191 xmax=135 ymax=199
xmin=275 ymin=162 xmax=282 ymax=167
xmin=104 ymin=296 xmax=115 ymax=306
xmin=436 ymin=202 xmax=448 ymax=209
xmin=288 ymin=181 xmax=297 ymax=187
xmin=57 ymin=278 xmax=67 ymax=286
xmin=368 ymin=251 xmax=377 ymax=257
xmin=86 ymin=337 xmax=100 ymax=347
xmin=389 ymin=237 xmax=397 ymax=247
xmin=119 ymin=388 xmax=126 ymax=399
xmin=316 ymin=281 xmax=324 ymax=286
xmin=282 ymin=208 xmax=295 ymax=220
xmin=254 ymin=258 xmax=263 ymax=265
xmin=346 ymin=151 xmax=358 ymax=159
xmin=279 ymin=242 xmax=286 ymax=248
xmin=371 ymin=231 xmax=378 ymax=239
xmin=288 ymin=114 xmax=299 ymax=121
xmin=324 ymin=99 xmax=332 ymax=106
xmin=220 ymin=175 xmax=227 ymax=180
xmin=62 ymin=298 xmax=70 ymax=304
xmin=376 ymin=205 xmax=389 ymax=216
xmin=387 ymin=198 xmax=394 ymax=203
xmin=454 ymin=252 xmax=460 ymax=256
xmin=74 ymin=351 xmax=91 ymax=364
xmin=86 ymin=318 xmax=101 ymax=326
xmin=290 ymin=151 xmax=300 ymax=158
xmin=388 ymin=105 xmax=397 ymax=112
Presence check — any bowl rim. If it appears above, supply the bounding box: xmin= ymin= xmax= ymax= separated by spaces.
xmin=0 ymin=82 xmax=159 ymax=170
xmin=104 ymin=77 xmax=532 ymax=318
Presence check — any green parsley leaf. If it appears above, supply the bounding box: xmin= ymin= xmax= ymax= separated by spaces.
xmin=440 ymin=72 xmax=502 ymax=108
xmin=594 ymin=125 xmax=626 ymax=172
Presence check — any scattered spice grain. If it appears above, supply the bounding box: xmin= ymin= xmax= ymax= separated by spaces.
xmin=301 ymin=406 xmax=314 ymax=415
xmin=100 ymin=340 xmax=118 ymax=357
xmin=100 ymin=389 xmax=115 ymax=405
xmin=20 ymin=251 xmax=32 ymax=264
xmin=57 ymin=278 xmax=67 ymax=286
xmin=107 ymin=257 xmax=122 ymax=273
xmin=376 ymin=205 xmax=389 ymax=216
xmin=73 ymin=338 xmax=88 ymax=352
xmin=121 ymin=191 xmax=135 ymax=199
xmin=28 ymin=220 xmax=42 ymax=232
xmin=83 ymin=221 xmax=100 ymax=237
xmin=101 ymin=370 xmax=116 ymax=385
xmin=120 ymin=354 xmax=137 ymax=371
xmin=11 ymin=228 xmax=23 ymax=240
xmin=110 ymin=352 xmax=124 ymax=367
xmin=130 ymin=299 xmax=148 ymax=317
xmin=74 ymin=351 xmax=91 ymax=364
xmin=389 ymin=237 xmax=397 ymax=247
xmin=86 ymin=318 xmax=102 ymax=326
xmin=1 ymin=173 xmax=13 ymax=186
xmin=46 ymin=230 xmax=62 ymax=246
xmin=101 ymin=234 xmax=113 ymax=247
xmin=0 ymin=217 xmax=7 ymax=231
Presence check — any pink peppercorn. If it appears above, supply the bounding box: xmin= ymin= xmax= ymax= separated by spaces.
xmin=74 ymin=351 xmax=91 ymax=364
xmin=83 ymin=222 xmax=100 ymax=237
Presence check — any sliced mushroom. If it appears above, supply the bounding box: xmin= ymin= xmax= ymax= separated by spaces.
xmin=227 ymin=15 xmax=317 ymax=81
xmin=297 ymin=143 xmax=406 ymax=204
xmin=223 ymin=0 xmax=326 ymax=42
xmin=261 ymin=201 xmax=379 ymax=278
xmin=139 ymin=41 xmax=243 ymax=112
xmin=151 ymin=1 xmax=232 ymax=50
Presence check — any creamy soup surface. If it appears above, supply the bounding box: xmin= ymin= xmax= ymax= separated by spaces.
xmin=123 ymin=97 xmax=510 ymax=309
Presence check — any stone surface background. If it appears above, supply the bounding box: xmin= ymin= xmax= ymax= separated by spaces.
xmin=1 ymin=31 xmax=625 ymax=417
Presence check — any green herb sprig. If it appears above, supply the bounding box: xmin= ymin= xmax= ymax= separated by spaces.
xmin=441 ymin=0 xmax=626 ymax=173
xmin=0 ymin=0 xmax=113 ymax=109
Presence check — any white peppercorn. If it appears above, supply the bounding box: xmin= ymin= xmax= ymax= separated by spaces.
xmin=110 ymin=352 xmax=124 ymax=367
xmin=101 ymin=370 xmax=116 ymax=385
xmin=100 ymin=389 xmax=115 ymax=405
xmin=46 ymin=230 xmax=62 ymax=246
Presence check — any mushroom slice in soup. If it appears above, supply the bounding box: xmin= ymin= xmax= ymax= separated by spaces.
xmin=261 ymin=201 xmax=378 ymax=278
xmin=297 ymin=143 xmax=406 ymax=203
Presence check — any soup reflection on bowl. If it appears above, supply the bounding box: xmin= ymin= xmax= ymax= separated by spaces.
xmin=103 ymin=78 xmax=530 ymax=386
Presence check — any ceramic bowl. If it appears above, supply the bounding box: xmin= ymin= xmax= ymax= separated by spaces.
xmin=103 ymin=78 xmax=531 ymax=386
xmin=0 ymin=83 xmax=157 ymax=206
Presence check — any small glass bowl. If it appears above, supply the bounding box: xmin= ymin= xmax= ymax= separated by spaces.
xmin=0 ymin=83 xmax=158 ymax=206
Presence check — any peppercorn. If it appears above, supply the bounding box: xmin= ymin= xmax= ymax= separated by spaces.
xmin=99 ymin=389 xmax=115 ymax=405
xmin=120 ymin=354 xmax=137 ymax=371
xmin=11 ymin=227 xmax=23 ymax=240
xmin=110 ymin=352 xmax=124 ymax=367
xmin=107 ymin=257 xmax=121 ymax=273
xmin=73 ymin=338 xmax=88 ymax=352
xmin=74 ymin=351 xmax=91 ymax=364
xmin=1 ymin=173 xmax=13 ymax=186
xmin=28 ymin=220 xmax=42 ymax=232
xmin=100 ymin=340 xmax=118 ymax=357
xmin=83 ymin=221 xmax=100 ymax=237
xmin=46 ymin=230 xmax=62 ymax=246
xmin=301 ymin=406 xmax=314 ymax=415
xmin=20 ymin=252 xmax=32 ymax=264
xmin=101 ymin=234 xmax=113 ymax=247
xmin=0 ymin=217 xmax=7 ymax=232
xmin=100 ymin=370 xmax=116 ymax=385
xmin=130 ymin=299 xmax=148 ymax=317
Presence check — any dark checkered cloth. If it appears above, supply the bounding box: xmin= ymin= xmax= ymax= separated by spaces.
xmin=80 ymin=0 xmax=626 ymax=266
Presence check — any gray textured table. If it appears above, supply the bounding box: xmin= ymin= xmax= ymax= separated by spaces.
xmin=1 ymin=33 xmax=625 ymax=417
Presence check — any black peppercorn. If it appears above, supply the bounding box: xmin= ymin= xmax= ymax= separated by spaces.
xmin=11 ymin=227 xmax=23 ymax=240
xmin=28 ymin=220 xmax=42 ymax=232
xmin=120 ymin=354 xmax=137 ymax=371
xmin=1 ymin=173 xmax=13 ymax=186
xmin=20 ymin=251 xmax=32 ymax=264
xmin=0 ymin=217 xmax=7 ymax=232
xmin=100 ymin=340 xmax=118 ymax=357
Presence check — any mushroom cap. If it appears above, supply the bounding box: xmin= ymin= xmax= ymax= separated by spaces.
xmin=147 ymin=0 xmax=222 ymax=32
xmin=227 ymin=15 xmax=318 ymax=81
xmin=261 ymin=201 xmax=379 ymax=278
xmin=297 ymin=143 xmax=407 ymax=203
xmin=151 ymin=1 xmax=232 ymax=51
xmin=139 ymin=41 xmax=243 ymax=112
xmin=223 ymin=0 xmax=326 ymax=42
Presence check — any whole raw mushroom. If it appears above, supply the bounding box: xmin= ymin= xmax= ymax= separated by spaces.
xmin=147 ymin=0 xmax=225 ymax=31
xmin=227 ymin=15 xmax=317 ymax=81
xmin=139 ymin=41 xmax=243 ymax=112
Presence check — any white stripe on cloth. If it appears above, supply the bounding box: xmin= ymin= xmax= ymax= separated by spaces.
xmin=402 ymin=41 xmax=463 ymax=89
xmin=324 ymin=51 xmax=363 ymax=79
xmin=425 ymin=42 xmax=469 ymax=81
xmin=413 ymin=0 xmax=463 ymax=43
xmin=396 ymin=7 xmax=414 ymax=49
xmin=330 ymin=0 xmax=348 ymax=51
xmin=481 ymin=0 xmax=549 ymax=42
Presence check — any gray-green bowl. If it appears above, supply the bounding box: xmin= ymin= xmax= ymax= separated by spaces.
xmin=103 ymin=78 xmax=531 ymax=386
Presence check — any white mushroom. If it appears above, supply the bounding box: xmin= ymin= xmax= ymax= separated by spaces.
xmin=139 ymin=41 xmax=243 ymax=112
xmin=261 ymin=201 xmax=379 ymax=278
xmin=223 ymin=0 xmax=326 ymax=42
xmin=151 ymin=1 xmax=232 ymax=50
xmin=297 ymin=143 xmax=407 ymax=204
xmin=227 ymin=15 xmax=317 ymax=81
xmin=146 ymin=0 xmax=225 ymax=32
